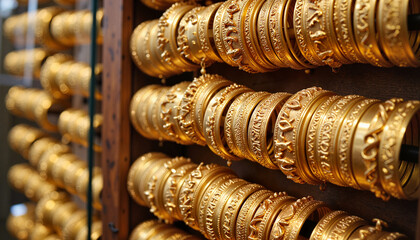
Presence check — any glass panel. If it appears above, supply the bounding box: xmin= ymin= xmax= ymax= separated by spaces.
xmin=0 ymin=0 xmax=102 ymax=239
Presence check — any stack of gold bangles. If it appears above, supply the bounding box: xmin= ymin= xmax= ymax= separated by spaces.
xmin=131 ymin=0 xmax=420 ymax=77
xmin=58 ymin=108 xmax=103 ymax=151
xmin=3 ymin=48 xmax=50 ymax=78
xmin=3 ymin=7 xmax=104 ymax=49
xmin=5 ymin=86 xmax=70 ymax=132
xmin=8 ymin=164 xmax=58 ymax=202
xmin=7 ymin=180 xmax=102 ymax=240
xmin=40 ymin=54 xmax=102 ymax=100
xmin=7 ymin=182 xmax=102 ymax=240
xmin=130 ymin=220 xmax=203 ymax=240
xmin=127 ymin=152 xmax=408 ymax=240
xmin=35 ymin=191 xmax=102 ymax=240
xmin=130 ymin=74 xmax=420 ymax=200
xmin=7 ymin=124 xmax=103 ymax=210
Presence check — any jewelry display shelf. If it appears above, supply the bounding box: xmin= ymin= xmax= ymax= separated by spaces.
xmin=101 ymin=0 xmax=420 ymax=239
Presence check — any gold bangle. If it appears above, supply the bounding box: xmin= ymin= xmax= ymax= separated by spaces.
xmin=192 ymin=79 xmax=232 ymax=141
xmin=55 ymin=60 xmax=76 ymax=96
xmin=178 ymin=163 xmax=225 ymax=229
xmin=3 ymin=15 xmax=21 ymax=44
xmin=149 ymin=87 xmax=171 ymax=141
xmin=236 ymin=190 xmax=273 ymax=240
xmin=161 ymin=81 xmax=192 ymax=144
xmin=157 ymin=3 xmax=199 ymax=76
xmin=18 ymin=128 xmax=46 ymax=159
xmin=281 ymin=198 xmax=330 ymax=240
xmin=233 ymin=92 xmax=271 ymax=160
xmin=151 ymin=87 xmax=173 ymax=141
xmin=352 ymin=102 xmax=382 ymax=191
xmin=130 ymin=85 xmax=161 ymax=139
xmin=306 ymin=95 xmax=342 ymax=181
xmin=203 ymin=177 xmax=246 ymax=239
xmin=37 ymin=142 xmax=70 ymax=175
xmin=38 ymin=149 xmax=62 ymax=180
xmin=249 ymin=192 xmax=295 ymax=240
xmin=287 ymin=90 xmax=335 ymax=185
xmin=243 ymin=0 xmax=278 ymax=71
xmin=353 ymin=0 xmax=393 ymax=67
xmin=22 ymin=172 xmax=42 ymax=201
xmin=149 ymin=157 xmax=191 ymax=222
xmin=130 ymin=21 xmax=159 ymax=77
xmin=221 ymin=183 xmax=265 ymax=240
xmin=177 ymin=6 xmax=208 ymax=65
xmin=138 ymin=157 xmax=171 ymax=207
xmin=129 ymin=220 xmax=163 ymax=240
xmin=378 ymin=100 xmax=420 ymax=199
xmin=248 ymin=92 xmax=291 ymax=169
xmin=309 ymin=210 xmax=347 ymax=240
xmin=197 ymin=2 xmax=223 ymax=63
xmin=50 ymin=11 xmax=74 ymax=47
xmin=197 ymin=174 xmax=237 ymax=238
xmin=297 ymin=0 xmax=344 ymax=67
xmin=333 ymin=0 xmax=367 ymax=63
xmin=135 ymin=86 xmax=163 ymax=140
xmin=315 ymin=95 xmax=363 ymax=186
xmin=133 ymin=20 xmax=169 ymax=78
xmin=181 ymin=74 xmax=229 ymax=145
xmin=378 ymin=0 xmax=420 ymax=67
xmin=212 ymin=0 xmax=237 ymax=67
xmin=35 ymin=191 xmax=70 ymax=227
xmin=50 ymin=153 xmax=77 ymax=188
xmin=35 ymin=7 xmax=67 ymax=51
xmin=351 ymin=99 xmax=404 ymax=199
xmin=324 ymin=0 xmax=353 ymax=65
xmin=197 ymin=173 xmax=238 ymax=237
xmin=127 ymin=152 xmax=168 ymax=206
xmin=163 ymin=163 xmax=198 ymax=220
xmin=191 ymin=167 xmax=235 ymax=228
xmin=40 ymin=54 xmax=73 ymax=99
xmin=66 ymin=62 xmax=85 ymax=96
xmin=212 ymin=179 xmax=249 ymax=240
xmin=62 ymin=210 xmax=88 ymax=240
xmin=284 ymin=0 xmax=315 ymax=69
xmin=361 ymin=98 xmax=403 ymax=199
xmin=177 ymin=74 xmax=218 ymax=145
xmin=63 ymin=11 xmax=78 ymax=46
xmin=324 ymin=214 xmax=367 ymax=240
xmin=150 ymin=22 xmax=182 ymax=78
xmin=273 ymin=87 xmax=328 ymax=184
xmin=218 ymin=0 xmax=265 ymax=73
xmin=63 ymin=159 xmax=87 ymax=195
xmin=8 ymin=124 xmax=44 ymax=158
xmin=225 ymin=92 xmax=255 ymax=161
xmin=204 ymin=84 xmax=252 ymax=162
xmin=7 ymin=164 xmax=34 ymax=193
xmin=51 ymin=201 xmax=79 ymax=234
xmin=336 ymin=98 xmax=380 ymax=189
xmin=4 ymin=48 xmax=50 ymax=78
xmin=258 ymin=0 xmax=288 ymax=68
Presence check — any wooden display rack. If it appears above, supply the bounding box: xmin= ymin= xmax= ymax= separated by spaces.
xmin=101 ymin=0 xmax=420 ymax=239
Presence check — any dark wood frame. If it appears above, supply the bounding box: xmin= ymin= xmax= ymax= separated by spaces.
xmin=101 ymin=1 xmax=420 ymax=239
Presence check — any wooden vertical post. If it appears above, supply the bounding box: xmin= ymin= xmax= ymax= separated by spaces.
xmin=101 ymin=0 xmax=133 ymax=239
